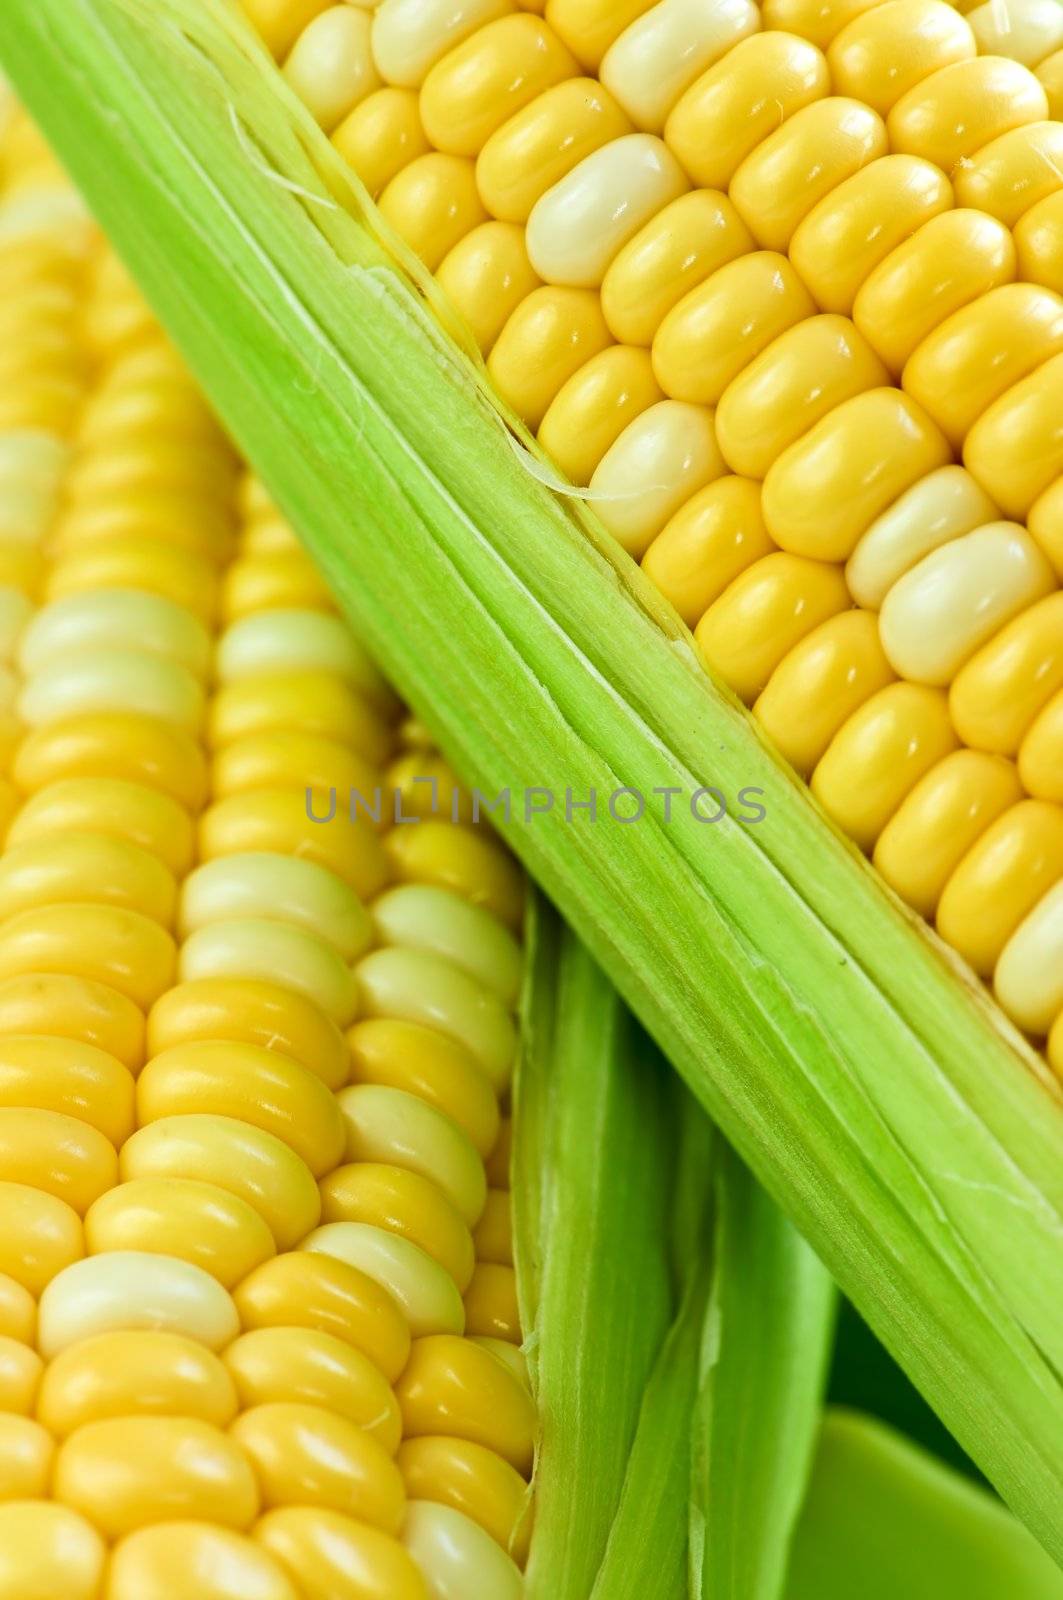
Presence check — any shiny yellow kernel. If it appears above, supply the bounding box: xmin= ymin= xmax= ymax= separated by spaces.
xmin=463 ymin=1262 xmax=520 ymax=1343
xmin=237 ymin=0 xmax=330 ymax=58
xmin=231 ymin=1402 xmax=405 ymax=1530
xmin=0 ymin=1415 xmax=53 ymax=1498
xmin=964 ymin=350 xmax=1063 ymax=518
xmin=888 ymin=55 xmax=1048 ymax=170
xmin=0 ymin=833 xmax=177 ymax=930
xmin=0 ymin=1180 xmax=83 ymax=1295
xmin=476 ymin=75 xmax=632 ymax=222
xmin=0 ymin=1337 xmax=40 ymax=1414
xmin=46 ymin=537 xmax=218 ymax=622
xmin=378 ymin=152 xmax=488 ymax=271
xmin=641 ymin=476 xmax=773 ymax=627
xmin=761 ymin=0 xmax=883 ymax=45
xmin=211 ymin=729 xmax=381 ymax=813
xmin=385 ymin=820 xmax=524 ymax=931
xmin=421 ymin=15 xmax=577 ymax=157
xmin=320 ymin=1162 xmax=475 ymax=1292
xmin=397 ymin=1334 xmax=536 ymax=1475
xmin=0 ymin=1103 xmax=117 ymax=1215
xmin=0 ymin=902 xmax=175 ymax=1011
xmin=1015 ymin=189 xmax=1063 ymax=295
xmin=180 ymin=853 xmax=371 ymax=964
xmin=543 ymin=0 xmax=654 ymax=69
xmin=0 ymin=974 xmax=145 ymax=1071
xmin=0 ymin=1274 xmax=35 ymax=1344
xmin=716 ymin=314 xmax=888 ymax=478
xmin=872 ymin=749 xmax=1024 ymax=917
xmin=695 ymin=553 xmax=851 ymax=704
xmin=8 ymin=776 xmax=193 ymax=875
xmin=538 ymin=344 xmax=662 ymax=483
xmin=37 ymin=1251 xmax=241 ymax=1359
xmin=304 ymin=1221 xmax=466 ymax=1337
xmin=148 ymin=978 xmax=347 ymax=1091
xmin=487 ymin=284 xmax=611 ymax=427
xmin=845 ymin=466 xmax=998 ymax=610
xmin=590 ymin=398 xmax=725 ymax=558
xmin=339 ymin=1082 xmax=488 ymax=1227
xmin=400 ymin=1435 xmax=531 ymax=1565
xmin=1020 ymin=688 xmax=1063 ymax=802
xmin=221 ymin=550 xmax=333 ymax=622
xmin=120 ymin=1114 xmax=321 ymax=1250
xmin=753 ymin=610 xmax=896 ymax=777
xmin=598 ymin=0 xmax=761 ymax=135
xmin=950 ymin=592 xmax=1063 ymax=754
xmin=37 ymin=1329 xmax=238 ymax=1437
xmin=179 ymin=918 xmax=358 ymax=1028
xmin=828 ymin=0 xmax=975 ymax=113
xmin=224 ymin=1327 xmax=402 ymax=1455
xmin=812 ymin=682 xmax=959 ymax=851
xmin=85 ymin=1176 xmax=275 ymax=1287
xmin=955 ymin=121 xmax=1063 ymax=230
xmin=108 ymin=1521 xmax=299 ymax=1600
xmin=209 ymin=671 xmax=392 ymax=765
xmin=198 ymin=789 xmax=389 ymax=903
xmin=13 ymin=712 xmax=208 ymax=810
xmin=853 ymin=208 xmax=1017 ymax=373
xmin=383 ymin=748 xmax=472 ymax=826
xmin=994 ymin=880 xmax=1063 ymax=1035
xmin=436 ymin=222 xmax=541 ymax=354
xmin=0 ymin=1501 xmax=105 ymax=1600
xmin=762 ymin=388 xmax=951 ymax=562
xmin=234 ymin=1250 xmax=411 ymax=1382
xmin=356 ymin=947 xmax=515 ymax=1093
xmin=254 ymin=1506 xmax=429 ymax=1600
xmin=937 ymin=799 xmax=1063 ymax=973
xmin=283 ymin=6 xmax=380 ymax=132
xmin=333 ymin=86 xmax=430 ymax=197
xmin=348 ymin=1019 xmax=501 ymax=1157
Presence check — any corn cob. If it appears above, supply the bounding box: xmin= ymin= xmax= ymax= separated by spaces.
xmin=238 ymin=0 xmax=1063 ymax=1070
xmin=0 ymin=115 xmax=534 ymax=1595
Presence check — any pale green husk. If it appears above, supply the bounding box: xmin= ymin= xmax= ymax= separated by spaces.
xmin=4 ymin=0 xmax=1063 ymax=1556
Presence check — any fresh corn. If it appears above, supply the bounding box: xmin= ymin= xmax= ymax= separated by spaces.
xmin=0 ymin=124 xmax=534 ymax=1599
xmin=238 ymin=0 xmax=1063 ymax=1067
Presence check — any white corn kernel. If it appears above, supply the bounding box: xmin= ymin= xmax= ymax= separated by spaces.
xmin=588 ymin=399 xmax=725 ymax=557
xmin=599 ymin=0 xmax=760 ymax=132
xmin=846 ymin=466 xmax=999 ymax=609
xmin=994 ymin=879 xmax=1063 ymax=1034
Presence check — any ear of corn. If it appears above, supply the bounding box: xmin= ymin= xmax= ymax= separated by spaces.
xmin=4 ymin=0 xmax=1063 ymax=1562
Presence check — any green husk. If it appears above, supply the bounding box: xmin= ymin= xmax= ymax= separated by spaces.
xmin=5 ymin=0 xmax=1063 ymax=1556
xmin=785 ymin=1411 xmax=1063 ymax=1600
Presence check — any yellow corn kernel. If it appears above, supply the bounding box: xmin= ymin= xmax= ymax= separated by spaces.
xmin=600 ymin=190 xmax=753 ymax=347
xmin=0 ymin=1275 xmax=35 ymax=1352
xmin=526 ymin=132 xmax=688 ymax=287
xmin=665 ymin=31 xmax=828 ymax=188
xmin=997 ymin=885 xmax=1063 ymax=1041
xmin=0 ymin=833 xmax=175 ymax=931
xmin=221 ymin=550 xmax=333 ymax=622
xmin=217 ymin=610 xmax=394 ymax=710
xmin=828 ymin=0 xmax=975 ymax=112
xmin=181 ymin=854 xmax=371 ymax=964
xmin=903 ymin=283 xmax=1063 ymax=447
xmin=0 ymin=1501 xmax=105 ymax=1600
xmin=0 ymin=1415 xmax=53 ymax=1498
xmin=224 ymin=1326 xmax=402 ymax=1454
xmin=109 ymin=1521 xmax=299 ymax=1600
xmin=46 ymin=537 xmax=218 ymax=622
xmin=404 ymin=1500 xmax=523 ymax=1600
xmin=52 ymin=496 xmax=232 ymax=565
xmin=356 ymin=945 xmax=515 ymax=1092
xmin=476 ymin=75 xmax=631 ymax=222
xmin=889 ymin=55 xmax=1049 ymax=170
xmin=231 ymin=1402 xmax=405 ymax=1530
xmin=463 ymin=1262 xmax=520 ymax=1342
xmin=385 ymin=748 xmax=472 ymax=825
xmin=378 ymin=152 xmax=487 ymax=271
xmin=0 ymin=1033 xmax=133 ymax=1145
xmin=538 ymin=344 xmax=662 ymax=484
xmin=84 ymin=1178 xmax=275 ymax=1287
xmin=589 ymin=399 xmax=725 ymax=558
xmin=333 ymin=85 xmax=430 ymax=197
xmin=237 ymin=0 xmax=330 ymax=58
xmin=304 ymin=1221 xmax=466 ymax=1337
xmin=761 ymin=0 xmax=885 ymax=44
xmin=12 ymin=713 xmax=207 ymax=810
xmin=716 ymin=314 xmax=888 ymax=479
xmin=937 ymin=799 xmax=1063 ymax=973
xmin=0 ymin=974 xmax=145 ymax=1072
xmin=320 ymin=1163 xmax=476 ymax=1292
xmin=54 ymin=1415 xmax=259 ymax=1537
xmin=234 ymin=1250 xmax=411 ymax=1382
xmin=37 ymin=1330 xmax=238 ymax=1436
xmin=846 ymin=467 xmax=998 ymax=611
xmin=754 ymin=611 xmax=896 ymax=777
xmin=950 ymin=593 xmax=1063 ymax=754
xmin=873 ymin=750 xmax=1024 ymax=917
xmin=120 ymin=1115 xmax=321 ymax=1250
xmin=1015 ymin=190 xmax=1063 ymax=295
xmin=7 ymin=772 xmax=193 ymax=872
xmin=544 ymin=0 xmax=653 ymax=68
xmin=969 ymin=0 xmax=1063 ymax=65
xmin=283 ymin=6 xmax=380 ymax=133
xmin=147 ymin=978 xmax=348 ymax=1092
xmin=373 ymin=883 xmax=521 ymax=1005
xmin=1020 ymin=688 xmax=1063 ymax=801
xmin=854 ymin=209 xmax=1017 ymax=374
xmin=399 ymin=1436 xmax=530 ymax=1563
xmin=0 ymin=540 xmax=43 ymax=598
xmin=178 ymin=918 xmax=357 ymax=1027
xmin=955 ymin=122 xmax=1063 ymax=230
xmin=348 ymin=1019 xmax=501 ymax=1158
xmin=812 ymin=682 xmax=959 ymax=851
xmin=763 ymin=389 xmax=951 ymax=562
xmin=397 ymin=1334 xmax=536 ymax=1474
xmin=487 ymin=284 xmax=612 ymax=428
xmin=339 ymin=1083 xmax=488 ymax=1226
xmin=695 ymin=553 xmax=851 ymax=704
xmin=0 ymin=1181 xmax=83 ymax=1294
xmin=254 ymin=1506 xmax=428 ymax=1600
xmin=198 ymin=790 xmax=389 ymax=903
xmin=371 ymin=0 xmax=515 ymax=88
xmin=37 ymin=1252 xmax=240 ymax=1359
xmin=211 ymin=730 xmax=380 ymax=812
xmin=642 ymin=476 xmax=773 ymax=626
xmin=600 ymin=0 xmax=761 ymax=133
xmin=385 ymin=820 xmax=524 ymax=931
xmin=0 ymin=902 xmax=175 ymax=1011
xmin=209 ymin=671 xmax=392 ymax=765
xmin=436 ymin=222 xmax=541 ymax=354
xmin=653 ymin=251 xmax=815 ymax=406
xmin=421 ymin=15 xmax=577 ymax=156
xmin=964 ymin=351 xmax=1063 ymax=519
xmin=1038 ymin=50 xmax=1063 ymax=117
xmin=0 ymin=1337 xmax=41 ymax=1414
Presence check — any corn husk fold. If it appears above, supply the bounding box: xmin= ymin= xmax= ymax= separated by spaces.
xmin=4 ymin=0 xmax=1063 ymax=1557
